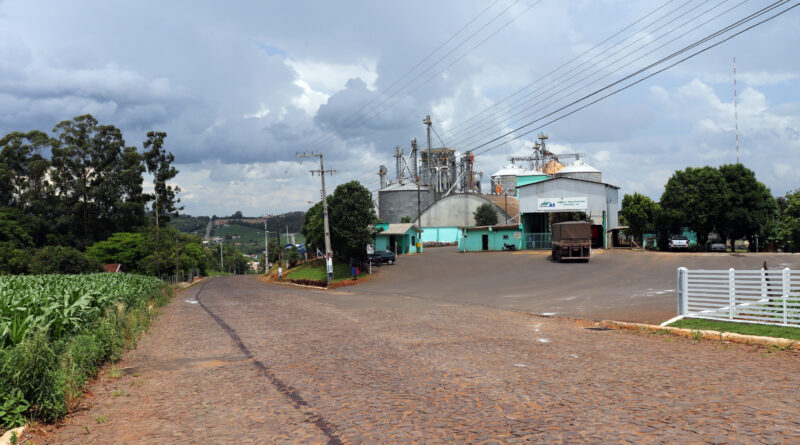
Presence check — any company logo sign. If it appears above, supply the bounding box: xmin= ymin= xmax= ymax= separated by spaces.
xmin=537 ymin=197 xmax=588 ymax=211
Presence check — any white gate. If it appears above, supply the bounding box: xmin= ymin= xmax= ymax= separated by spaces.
xmin=677 ymin=267 xmax=800 ymax=327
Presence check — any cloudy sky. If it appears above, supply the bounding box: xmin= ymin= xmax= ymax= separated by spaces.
xmin=1 ymin=0 xmax=798 ymax=216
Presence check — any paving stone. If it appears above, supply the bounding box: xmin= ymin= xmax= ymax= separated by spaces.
xmin=28 ymin=276 xmax=800 ymax=444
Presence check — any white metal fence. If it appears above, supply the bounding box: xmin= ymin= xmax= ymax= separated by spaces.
xmin=677 ymin=267 xmax=800 ymax=327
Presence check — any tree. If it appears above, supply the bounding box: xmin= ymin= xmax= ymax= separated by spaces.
xmin=0 ymin=130 xmax=52 ymax=209
xmin=285 ymin=246 xmax=301 ymax=267
xmin=0 ymin=207 xmax=33 ymax=249
xmin=660 ymin=166 xmax=728 ymax=248
xmin=619 ymin=193 xmax=658 ymax=245
xmin=301 ymin=201 xmax=324 ymax=254
xmin=28 ymin=246 xmax=103 ymax=274
xmin=718 ymin=164 xmax=778 ymax=251
xmin=400 ymin=215 xmax=411 ymax=223
xmin=143 ymin=131 xmax=182 ymax=225
xmin=327 ymin=181 xmax=378 ymax=261
xmin=51 ymin=115 xmax=141 ymax=247
xmin=85 ymin=232 xmax=150 ymax=273
xmin=779 ymin=189 xmax=800 ymax=252
xmin=473 ymin=202 xmax=498 ymax=226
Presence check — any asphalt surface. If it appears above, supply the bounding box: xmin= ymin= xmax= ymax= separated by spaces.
xmin=31 ymin=276 xmax=800 ymax=444
xmin=342 ymin=248 xmax=800 ymax=324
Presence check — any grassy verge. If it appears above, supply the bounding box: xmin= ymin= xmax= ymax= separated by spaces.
xmin=0 ymin=277 xmax=173 ymax=432
xmin=285 ymin=260 xmax=362 ymax=284
xmin=668 ymin=318 xmax=800 ymax=340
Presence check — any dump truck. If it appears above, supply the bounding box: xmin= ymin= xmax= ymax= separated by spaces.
xmin=551 ymin=221 xmax=591 ymax=262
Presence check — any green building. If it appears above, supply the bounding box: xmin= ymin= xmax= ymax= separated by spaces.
xmin=374 ymin=223 xmax=423 ymax=254
xmin=459 ymin=224 xmax=524 ymax=252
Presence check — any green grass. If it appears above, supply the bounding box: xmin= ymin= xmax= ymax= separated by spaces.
xmin=285 ymin=261 xmax=359 ymax=284
xmin=212 ymin=222 xmax=305 ymax=255
xmin=669 ymin=318 xmax=800 ymax=340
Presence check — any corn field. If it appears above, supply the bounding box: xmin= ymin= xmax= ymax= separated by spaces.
xmin=0 ymin=274 xmax=163 ymax=350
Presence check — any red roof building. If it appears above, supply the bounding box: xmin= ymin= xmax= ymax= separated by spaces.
xmin=103 ymin=264 xmax=124 ymax=273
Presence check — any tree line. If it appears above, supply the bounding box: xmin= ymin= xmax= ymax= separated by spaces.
xmin=0 ymin=114 xmax=249 ymax=275
xmin=620 ymin=163 xmax=798 ymax=251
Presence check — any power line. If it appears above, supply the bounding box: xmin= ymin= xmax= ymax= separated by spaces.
xmin=440 ymin=0 xmax=683 ymax=140
xmin=448 ymin=0 xmax=741 ymax=149
xmin=296 ymin=0 xmax=519 ymax=156
xmin=470 ymin=0 xmax=798 ymax=157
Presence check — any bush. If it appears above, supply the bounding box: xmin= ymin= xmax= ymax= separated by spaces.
xmin=29 ymin=246 xmax=103 ymax=274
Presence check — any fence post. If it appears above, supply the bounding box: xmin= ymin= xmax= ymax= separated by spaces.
xmin=729 ymin=268 xmax=735 ymax=320
xmin=783 ymin=267 xmax=790 ymax=326
xmin=761 ymin=266 xmax=767 ymax=300
xmin=677 ymin=267 xmax=688 ymax=316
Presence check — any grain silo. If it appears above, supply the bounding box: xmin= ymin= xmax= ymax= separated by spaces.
xmin=555 ymin=159 xmax=602 ymax=182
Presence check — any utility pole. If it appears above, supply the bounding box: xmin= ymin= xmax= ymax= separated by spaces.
xmin=219 ymin=240 xmax=223 ymax=270
xmin=175 ymin=234 xmax=180 ymax=282
xmin=155 ymin=196 xmax=160 ymax=277
xmin=275 ymin=214 xmax=282 ymax=265
xmin=266 ymin=225 xmax=270 ymax=269
xmin=296 ymin=152 xmax=335 ymax=283
xmin=423 ymin=115 xmax=432 ymax=185
xmin=412 ymin=138 xmax=421 ymax=226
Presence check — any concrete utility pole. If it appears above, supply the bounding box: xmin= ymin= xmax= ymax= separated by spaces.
xmin=297 ymin=152 xmax=335 ymax=283
xmin=219 ymin=240 xmax=223 ymax=270
xmin=411 ymin=138 xmax=421 ymax=226
xmin=423 ymin=115 xmax=432 ymax=185
xmin=264 ymin=218 xmax=269 ymax=273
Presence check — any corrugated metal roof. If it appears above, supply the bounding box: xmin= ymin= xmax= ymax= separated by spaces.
xmin=491 ymin=163 xmax=526 ymax=177
xmin=466 ymin=224 xmax=522 ymax=231
xmin=557 ymin=160 xmax=601 ymax=174
xmin=378 ymin=223 xmax=423 ymax=235
xmin=516 ymin=176 xmax=620 ymax=189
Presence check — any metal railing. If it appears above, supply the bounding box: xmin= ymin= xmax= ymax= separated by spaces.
xmin=677 ymin=267 xmax=800 ymax=327
xmin=525 ymin=232 xmax=552 ymax=250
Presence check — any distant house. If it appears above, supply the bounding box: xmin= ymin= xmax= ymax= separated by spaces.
xmin=103 ymin=264 xmax=124 ymax=273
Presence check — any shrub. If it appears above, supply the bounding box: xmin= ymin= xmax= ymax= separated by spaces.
xmin=29 ymin=246 xmax=103 ymax=274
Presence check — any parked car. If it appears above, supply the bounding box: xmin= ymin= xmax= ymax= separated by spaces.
xmin=369 ymin=250 xmax=396 ymax=265
xmin=709 ymin=241 xmax=727 ymax=252
xmin=668 ymin=235 xmax=690 ymax=250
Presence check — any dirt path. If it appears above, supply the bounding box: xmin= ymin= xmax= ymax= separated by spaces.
xmin=32 ymin=276 xmax=800 ymax=443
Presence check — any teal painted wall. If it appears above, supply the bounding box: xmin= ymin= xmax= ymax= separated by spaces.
xmin=375 ymin=230 xmax=423 ymax=254
xmin=516 ymin=175 xmax=549 ymax=188
xmin=461 ymin=227 xmax=523 ymax=251
xmin=421 ymin=226 xmax=461 ymax=243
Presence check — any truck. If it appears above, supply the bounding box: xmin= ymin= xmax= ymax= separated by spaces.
xmin=551 ymin=221 xmax=591 ymax=262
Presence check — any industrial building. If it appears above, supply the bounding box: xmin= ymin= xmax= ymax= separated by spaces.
xmin=373 ymin=119 xmax=620 ymax=251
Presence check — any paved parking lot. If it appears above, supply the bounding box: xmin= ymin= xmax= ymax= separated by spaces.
xmin=31 ymin=276 xmax=800 ymax=444
xmin=346 ymin=248 xmax=800 ymax=324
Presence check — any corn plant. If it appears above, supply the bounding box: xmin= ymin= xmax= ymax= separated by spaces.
xmin=0 ymin=274 xmax=163 ymax=349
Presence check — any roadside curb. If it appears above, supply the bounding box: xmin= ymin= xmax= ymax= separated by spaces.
xmin=0 ymin=425 xmax=26 ymax=445
xmin=600 ymin=320 xmax=800 ymax=350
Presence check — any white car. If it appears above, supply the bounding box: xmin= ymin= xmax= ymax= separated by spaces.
xmin=669 ymin=235 xmax=689 ymax=250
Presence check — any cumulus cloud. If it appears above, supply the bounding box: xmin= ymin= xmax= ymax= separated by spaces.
xmin=1 ymin=0 xmax=798 ymax=214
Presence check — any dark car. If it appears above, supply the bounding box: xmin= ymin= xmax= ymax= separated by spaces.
xmin=708 ymin=241 xmax=727 ymax=252
xmin=369 ymin=250 xmax=396 ymax=265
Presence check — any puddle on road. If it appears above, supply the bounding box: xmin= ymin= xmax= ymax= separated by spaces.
xmin=123 ymin=354 xmax=251 ymax=375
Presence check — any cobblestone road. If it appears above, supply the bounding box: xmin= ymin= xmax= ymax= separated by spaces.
xmin=33 ymin=276 xmax=800 ymax=444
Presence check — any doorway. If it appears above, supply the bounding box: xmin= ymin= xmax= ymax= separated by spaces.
xmin=482 ymin=234 xmax=489 ymax=251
